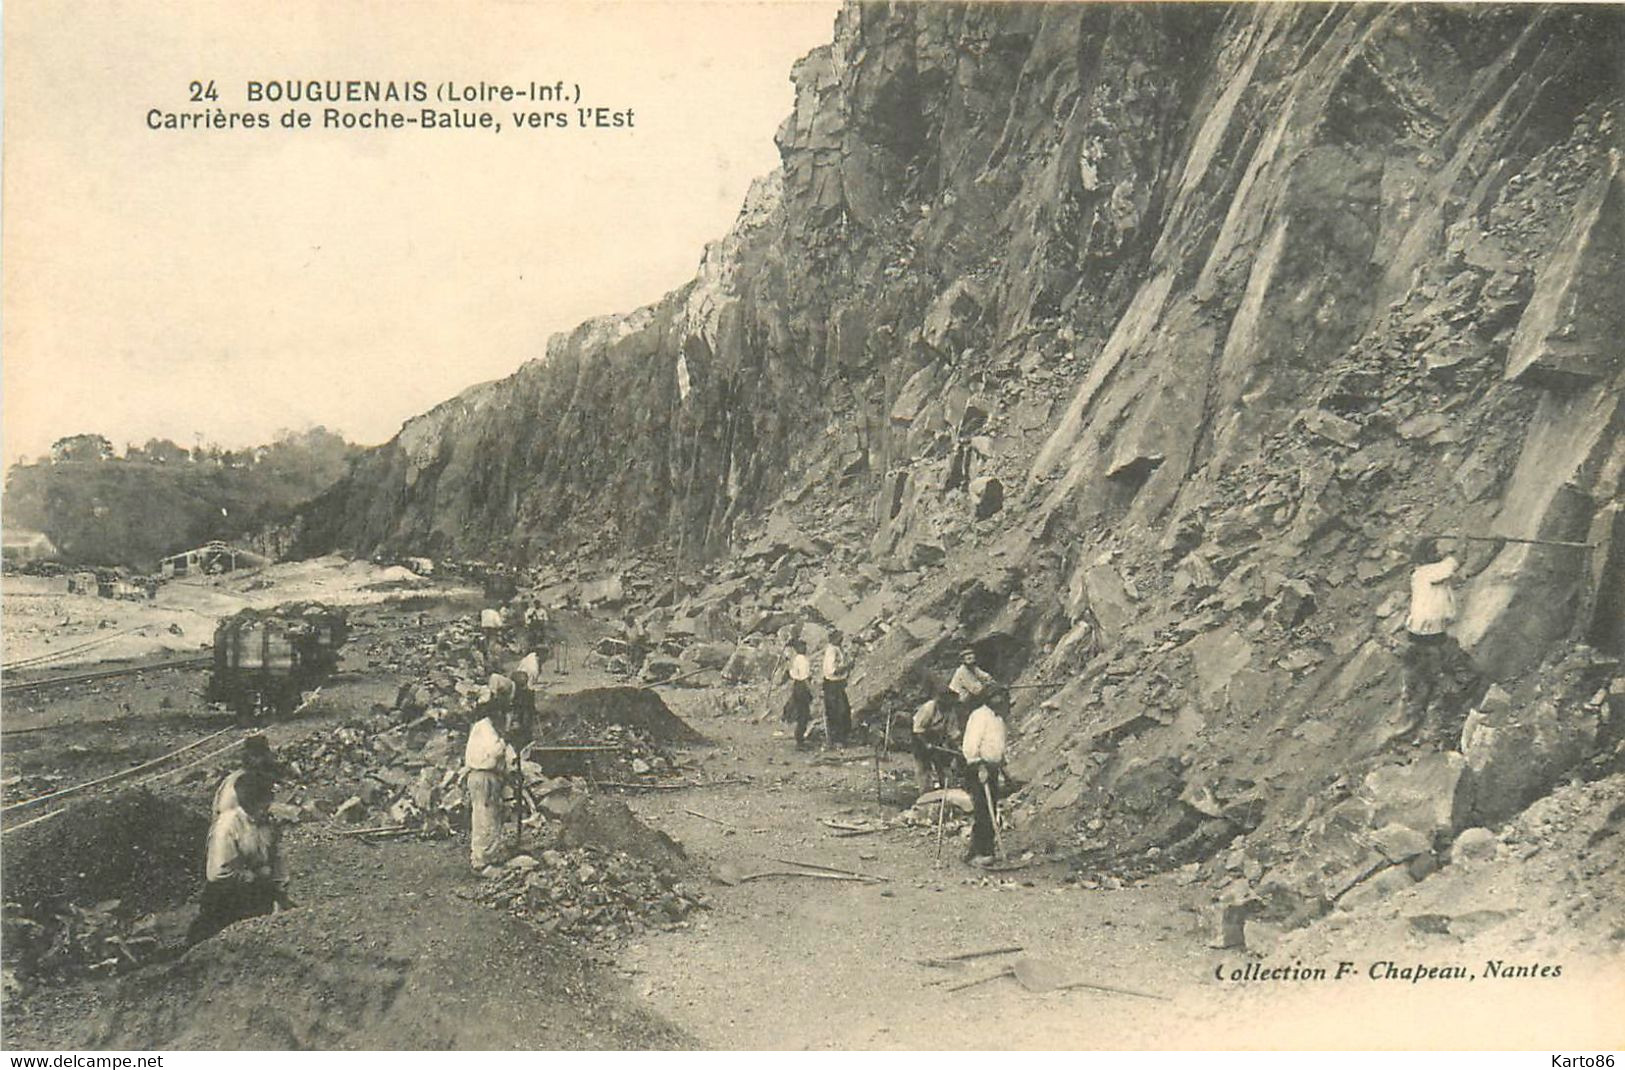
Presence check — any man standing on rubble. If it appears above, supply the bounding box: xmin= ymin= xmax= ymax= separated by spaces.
xmin=961 ymin=687 xmax=1009 ymax=866
xmin=949 ymin=647 xmax=996 ymax=705
xmin=781 ymin=638 xmax=814 ymax=748
xmin=464 ymin=711 xmax=516 ymax=869
xmin=821 ymin=629 xmax=854 ymax=747
xmin=188 ymin=770 xmax=292 ymax=943
xmin=1398 ymin=536 xmax=1463 ymax=741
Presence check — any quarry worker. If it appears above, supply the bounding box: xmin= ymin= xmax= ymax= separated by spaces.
xmin=508 ymin=669 xmax=538 ymax=752
xmin=781 ymin=638 xmax=814 ymax=748
xmin=911 ymin=687 xmax=961 ymax=797
xmin=479 ymin=606 xmax=504 ymax=670
xmin=211 ymin=734 xmax=282 ymax=817
xmin=524 ymin=601 xmax=550 ymax=650
xmin=961 ymin=688 xmax=1009 ymax=866
xmin=822 ymin=630 xmax=854 ymax=747
xmin=488 ymin=671 xmax=516 ymax=707
xmin=517 ymin=648 xmax=542 ymax=682
xmin=1399 ymin=536 xmax=1462 ymax=740
xmin=622 ymin=613 xmax=650 ymax=672
xmin=188 ymin=770 xmax=292 ymax=943
xmin=949 ymin=647 xmax=996 ymax=705
xmin=463 ymin=714 xmax=517 ymax=869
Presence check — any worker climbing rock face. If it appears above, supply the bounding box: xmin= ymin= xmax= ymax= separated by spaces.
xmin=1399 ymin=536 xmax=1463 ymax=742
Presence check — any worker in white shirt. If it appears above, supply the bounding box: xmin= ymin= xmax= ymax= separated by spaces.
xmin=911 ymin=687 xmax=961 ymax=797
xmin=1400 ymin=537 xmax=1461 ymax=740
xmin=523 ymin=601 xmax=550 ymax=650
xmin=961 ymin=688 xmax=1009 ymax=866
xmin=822 ymin=630 xmax=853 ymax=747
xmin=211 ymin=734 xmax=281 ymax=817
xmin=781 ymin=638 xmax=814 ymax=748
xmin=188 ymin=771 xmax=291 ymax=943
xmin=479 ymin=606 xmax=504 ymax=671
xmin=949 ymin=647 xmax=996 ymax=705
xmin=464 ymin=714 xmax=518 ymax=869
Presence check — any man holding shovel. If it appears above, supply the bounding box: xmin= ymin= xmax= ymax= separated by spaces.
xmin=961 ymin=687 xmax=1009 ymax=866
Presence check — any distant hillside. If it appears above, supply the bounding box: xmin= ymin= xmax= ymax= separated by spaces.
xmin=3 ymin=429 xmax=360 ymax=569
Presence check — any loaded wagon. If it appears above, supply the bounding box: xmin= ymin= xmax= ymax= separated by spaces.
xmin=206 ymin=602 xmax=349 ymax=718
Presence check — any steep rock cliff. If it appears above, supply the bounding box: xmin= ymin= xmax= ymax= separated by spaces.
xmin=303 ymin=4 xmax=1625 ymax=916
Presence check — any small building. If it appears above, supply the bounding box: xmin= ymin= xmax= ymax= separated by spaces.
xmin=160 ymin=540 xmax=265 ymax=577
xmin=1 ymin=528 xmax=59 ymax=566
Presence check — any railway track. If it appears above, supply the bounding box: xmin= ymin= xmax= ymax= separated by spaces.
xmin=1 ymin=627 xmax=149 ymax=673
xmin=0 ymin=654 xmax=214 ymax=695
xmin=1 ymin=726 xmax=252 ymax=836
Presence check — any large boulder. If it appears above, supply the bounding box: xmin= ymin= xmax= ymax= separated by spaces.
xmin=579 ymin=575 xmax=626 ymax=607
xmin=1462 ymin=687 xmax=1600 ymax=824
xmin=1360 ymin=751 xmax=1470 ymax=842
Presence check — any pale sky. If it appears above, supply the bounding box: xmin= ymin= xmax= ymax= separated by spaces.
xmin=2 ymin=0 xmax=841 ymax=468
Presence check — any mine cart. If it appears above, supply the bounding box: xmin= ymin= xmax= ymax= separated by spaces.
xmin=206 ymin=602 xmax=349 ymax=718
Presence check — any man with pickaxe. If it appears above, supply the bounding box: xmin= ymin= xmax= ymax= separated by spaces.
xmin=961 ymin=686 xmax=1009 ymax=866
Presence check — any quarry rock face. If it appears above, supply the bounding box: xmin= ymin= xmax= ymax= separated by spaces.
xmin=302 ymin=6 xmax=1625 ymax=871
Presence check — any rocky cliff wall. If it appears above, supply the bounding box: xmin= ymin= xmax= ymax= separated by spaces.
xmin=302 ymin=3 xmax=1625 ymax=928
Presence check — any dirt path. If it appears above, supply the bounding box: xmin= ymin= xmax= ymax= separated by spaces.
xmin=611 ymin=685 xmax=1216 ymax=1049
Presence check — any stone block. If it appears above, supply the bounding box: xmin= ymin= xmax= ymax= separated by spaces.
xmin=1463 ymin=696 xmax=1599 ymax=824
xmin=1361 ymin=751 xmax=1470 ymax=840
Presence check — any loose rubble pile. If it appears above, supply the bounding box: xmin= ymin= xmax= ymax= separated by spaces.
xmin=257 ymin=616 xmax=708 ymax=837
xmin=473 ymin=797 xmax=707 ymax=943
xmin=474 ymin=846 xmax=708 ymax=944
xmin=1 ymin=790 xmax=208 ymax=985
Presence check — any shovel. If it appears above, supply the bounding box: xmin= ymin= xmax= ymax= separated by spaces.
xmin=947 ymin=955 xmax=1168 ymax=1002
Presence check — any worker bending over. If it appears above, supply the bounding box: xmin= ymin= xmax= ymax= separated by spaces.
xmin=911 ymin=687 xmax=961 ymax=798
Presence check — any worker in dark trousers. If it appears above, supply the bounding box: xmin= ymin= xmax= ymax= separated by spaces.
xmin=1399 ymin=536 xmax=1463 ymax=741
xmin=508 ymin=669 xmax=538 ymax=752
xmin=960 ymin=688 xmax=1009 ymax=866
xmin=781 ymin=639 xmax=814 ymax=747
xmin=821 ymin=629 xmax=853 ymax=747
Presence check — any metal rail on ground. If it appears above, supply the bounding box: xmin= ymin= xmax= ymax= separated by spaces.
xmin=1 ymin=655 xmax=213 ymax=695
